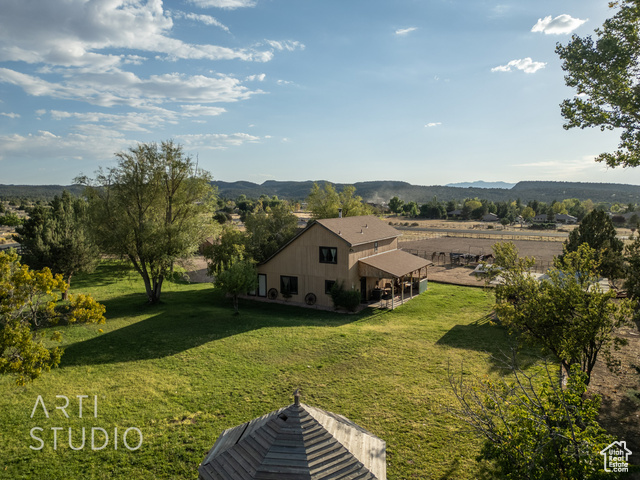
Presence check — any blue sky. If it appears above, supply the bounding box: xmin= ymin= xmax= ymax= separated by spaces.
xmin=1 ymin=0 xmax=639 ymax=187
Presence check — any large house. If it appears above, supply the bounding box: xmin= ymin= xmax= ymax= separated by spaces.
xmin=255 ymin=215 xmax=432 ymax=308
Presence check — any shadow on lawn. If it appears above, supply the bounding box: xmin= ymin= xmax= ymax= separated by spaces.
xmin=60 ymin=288 xmax=369 ymax=368
xmin=436 ymin=314 xmax=539 ymax=371
xmin=71 ymin=261 xmax=136 ymax=289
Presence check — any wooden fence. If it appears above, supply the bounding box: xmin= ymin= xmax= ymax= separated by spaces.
xmin=398 ymin=230 xmax=567 ymax=243
xmin=403 ymin=247 xmax=555 ymax=273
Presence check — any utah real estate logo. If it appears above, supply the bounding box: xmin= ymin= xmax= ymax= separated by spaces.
xmin=600 ymin=441 xmax=632 ymax=474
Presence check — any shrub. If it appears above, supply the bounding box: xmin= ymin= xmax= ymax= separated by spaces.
xmin=330 ymin=281 xmax=361 ymax=312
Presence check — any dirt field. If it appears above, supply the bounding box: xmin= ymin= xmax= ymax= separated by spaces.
xmin=400 ymin=236 xmax=566 ymax=287
xmin=589 ymin=320 xmax=640 ymax=458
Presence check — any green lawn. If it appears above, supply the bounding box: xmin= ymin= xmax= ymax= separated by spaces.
xmin=1 ymin=263 xmax=516 ymax=479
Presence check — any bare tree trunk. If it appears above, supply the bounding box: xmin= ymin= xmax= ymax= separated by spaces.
xmin=62 ymin=272 xmax=73 ymax=301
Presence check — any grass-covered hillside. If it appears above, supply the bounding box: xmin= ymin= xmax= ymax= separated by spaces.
xmin=1 ymin=263 xmax=513 ymax=479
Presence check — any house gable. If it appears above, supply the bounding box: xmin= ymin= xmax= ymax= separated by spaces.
xmin=257 ymin=216 xmax=401 ymax=307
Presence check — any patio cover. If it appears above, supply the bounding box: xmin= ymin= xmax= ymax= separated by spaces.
xmin=358 ymin=249 xmax=432 ymax=279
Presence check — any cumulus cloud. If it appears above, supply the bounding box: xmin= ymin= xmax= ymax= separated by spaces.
xmin=531 ymin=15 xmax=587 ymax=35
xmin=395 ymin=27 xmax=418 ymax=36
xmin=189 ymin=0 xmax=257 ymax=9
xmin=245 ymin=74 xmax=266 ymax=82
xmin=425 ymin=122 xmax=441 ymax=127
xmin=0 ymin=112 xmax=20 ymax=118
xmin=0 ymin=0 xmax=271 ymax=68
xmin=491 ymin=58 xmax=546 ymax=74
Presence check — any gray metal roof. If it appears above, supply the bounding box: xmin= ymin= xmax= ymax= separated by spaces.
xmin=199 ymin=398 xmax=386 ymax=480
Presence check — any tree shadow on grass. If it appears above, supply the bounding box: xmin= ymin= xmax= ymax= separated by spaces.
xmin=60 ymin=288 xmax=372 ymax=368
xmin=435 ymin=314 xmax=541 ymax=372
xmin=71 ymin=261 xmax=135 ymax=289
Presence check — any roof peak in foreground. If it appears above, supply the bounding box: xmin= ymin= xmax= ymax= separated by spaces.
xmin=199 ymin=397 xmax=386 ymax=480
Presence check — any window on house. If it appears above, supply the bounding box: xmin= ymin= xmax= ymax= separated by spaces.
xmin=319 ymin=246 xmax=338 ymax=264
xmin=280 ymin=276 xmax=298 ymax=295
xmin=374 ymin=241 xmax=378 ymax=253
xmin=325 ymin=280 xmax=336 ymax=295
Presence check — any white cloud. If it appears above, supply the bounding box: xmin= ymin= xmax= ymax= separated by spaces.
xmin=245 ymin=74 xmax=266 ymax=82
xmin=188 ymin=0 xmax=257 ymax=9
xmin=47 ymin=109 xmax=174 ymax=133
xmin=0 ymin=0 xmax=271 ymax=69
xmin=0 ymin=129 xmax=132 ymax=162
xmin=264 ymin=40 xmax=305 ymax=52
xmin=172 ymin=11 xmax=230 ymax=33
xmin=425 ymin=122 xmax=441 ymax=127
xmin=531 ymin=15 xmax=587 ymax=35
xmin=513 ymin=156 xmax=598 ymax=178
xmin=176 ymin=132 xmax=261 ymax=149
xmin=0 ymin=68 xmax=259 ymax=108
xmin=180 ymin=105 xmax=227 ymax=116
xmin=491 ymin=58 xmax=546 ymax=74
xmin=395 ymin=27 xmax=418 ymax=36
xmin=0 ymin=112 xmax=20 ymax=118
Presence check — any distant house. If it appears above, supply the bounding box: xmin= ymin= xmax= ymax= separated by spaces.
xmin=199 ymin=391 xmax=386 ymax=479
xmin=532 ymin=213 xmax=577 ymax=224
xmin=256 ymin=215 xmax=432 ymax=309
xmin=481 ymin=213 xmax=499 ymax=222
xmin=532 ymin=213 xmax=554 ymax=223
xmin=555 ymin=213 xmax=577 ymax=224
xmin=447 ymin=209 xmax=463 ymax=218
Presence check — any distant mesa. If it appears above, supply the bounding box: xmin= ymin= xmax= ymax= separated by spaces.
xmin=2 ymin=180 xmax=640 ymax=204
xmin=446 ymin=181 xmax=516 ymax=189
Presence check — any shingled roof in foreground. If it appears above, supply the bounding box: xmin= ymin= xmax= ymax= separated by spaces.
xmin=198 ymin=391 xmax=386 ymax=480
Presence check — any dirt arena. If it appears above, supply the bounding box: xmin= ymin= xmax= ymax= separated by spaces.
xmin=400 ymin=236 xmax=566 ymax=287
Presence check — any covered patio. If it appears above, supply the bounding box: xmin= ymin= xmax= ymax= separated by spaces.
xmin=358 ymin=249 xmax=433 ymax=309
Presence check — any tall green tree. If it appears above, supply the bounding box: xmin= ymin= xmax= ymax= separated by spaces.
xmin=557 ymin=0 xmax=640 ymax=168
xmin=214 ymin=257 xmax=258 ymax=314
xmin=565 ymin=209 xmax=624 ymax=279
xmin=307 ymin=182 xmax=372 ymax=219
xmin=489 ymin=242 xmax=632 ymax=384
xmin=388 ymin=196 xmax=404 ymax=216
xmin=205 ymin=225 xmax=248 ymax=275
xmin=77 ymin=141 xmax=216 ymax=304
xmin=244 ymin=202 xmax=299 ymax=263
xmin=402 ymin=201 xmax=420 ymax=218
xmin=0 ymin=250 xmax=105 ymax=385
xmin=450 ymin=359 xmax=618 ymax=480
xmin=14 ymin=191 xmax=99 ymax=299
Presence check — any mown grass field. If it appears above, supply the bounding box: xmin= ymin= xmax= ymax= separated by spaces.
xmin=0 ymin=263 xmax=520 ymax=479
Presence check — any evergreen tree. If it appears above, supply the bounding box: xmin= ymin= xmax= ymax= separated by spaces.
xmin=14 ymin=191 xmax=98 ymax=299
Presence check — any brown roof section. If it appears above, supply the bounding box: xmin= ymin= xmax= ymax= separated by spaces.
xmin=315 ymin=215 xmax=400 ymax=247
xmin=358 ymin=249 xmax=432 ymax=278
